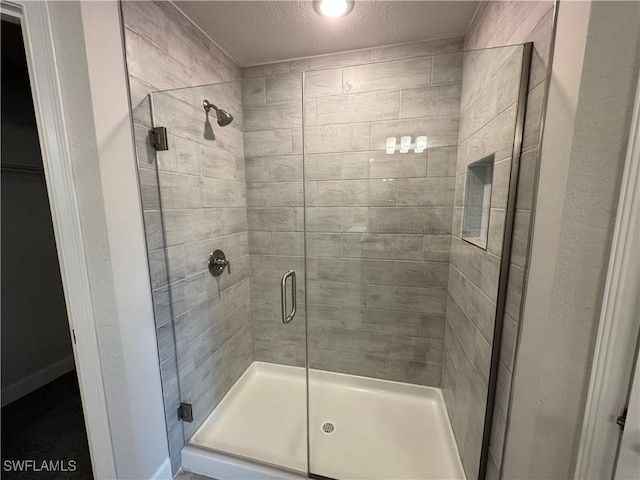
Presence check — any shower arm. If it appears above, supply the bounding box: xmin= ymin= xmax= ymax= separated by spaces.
xmin=202 ymin=99 xmax=218 ymax=113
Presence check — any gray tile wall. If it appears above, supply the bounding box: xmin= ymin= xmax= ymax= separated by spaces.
xmin=442 ymin=44 xmax=524 ymax=480
xmin=121 ymin=1 xmax=250 ymax=474
xmin=463 ymin=2 xmax=555 ymax=479
xmin=242 ymin=38 xmax=464 ymax=386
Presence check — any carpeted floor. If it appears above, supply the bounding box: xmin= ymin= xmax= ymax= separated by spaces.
xmin=1 ymin=371 xmax=93 ymax=479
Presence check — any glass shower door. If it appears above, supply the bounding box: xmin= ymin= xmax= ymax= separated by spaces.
xmin=303 ymin=43 xmax=530 ymax=480
xmin=148 ymin=76 xmax=308 ymax=473
xmin=302 ymin=57 xmax=463 ymax=480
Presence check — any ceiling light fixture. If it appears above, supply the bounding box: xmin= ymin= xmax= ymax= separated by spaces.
xmin=313 ymin=0 xmax=355 ymax=18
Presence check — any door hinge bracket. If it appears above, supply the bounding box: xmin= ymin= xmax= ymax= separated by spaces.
xmin=617 ymin=408 xmax=627 ymax=429
xmin=178 ymin=403 xmax=193 ymax=422
xmin=150 ymin=126 xmax=169 ymax=151
xmin=72 ymin=329 xmax=76 ymax=344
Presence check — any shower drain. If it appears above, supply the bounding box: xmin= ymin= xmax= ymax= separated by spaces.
xmin=321 ymin=422 xmax=336 ymax=435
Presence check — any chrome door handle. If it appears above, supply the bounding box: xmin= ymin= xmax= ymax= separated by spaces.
xmin=281 ymin=270 xmax=296 ymax=324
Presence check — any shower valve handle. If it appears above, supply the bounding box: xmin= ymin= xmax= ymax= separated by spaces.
xmin=208 ymin=250 xmax=230 ymax=276
xmin=212 ymin=258 xmax=230 ymax=271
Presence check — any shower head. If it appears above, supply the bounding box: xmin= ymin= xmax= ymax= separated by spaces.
xmin=215 ymin=108 xmax=234 ymax=127
xmin=203 ymin=99 xmax=234 ymax=127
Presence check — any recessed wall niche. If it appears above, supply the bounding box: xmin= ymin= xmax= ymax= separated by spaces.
xmin=462 ymin=154 xmax=495 ymax=249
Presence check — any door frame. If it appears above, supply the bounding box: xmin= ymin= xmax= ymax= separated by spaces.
xmin=0 ymin=1 xmax=117 ymax=477
xmin=575 ymin=70 xmax=640 ymax=478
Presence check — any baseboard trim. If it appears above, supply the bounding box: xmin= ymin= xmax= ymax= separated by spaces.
xmin=151 ymin=457 xmax=172 ymax=480
xmin=1 ymin=355 xmax=75 ymax=407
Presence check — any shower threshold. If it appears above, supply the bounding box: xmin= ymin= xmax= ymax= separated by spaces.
xmin=182 ymin=362 xmax=465 ymax=480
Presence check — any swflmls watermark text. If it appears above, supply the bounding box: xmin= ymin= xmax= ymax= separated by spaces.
xmin=3 ymin=459 xmax=77 ymax=472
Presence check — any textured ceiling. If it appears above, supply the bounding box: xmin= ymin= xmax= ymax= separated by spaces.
xmin=173 ymin=1 xmax=480 ymax=67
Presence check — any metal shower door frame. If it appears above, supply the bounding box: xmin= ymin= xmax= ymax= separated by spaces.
xmin=478 ymin=42 xmax=533 ymax=480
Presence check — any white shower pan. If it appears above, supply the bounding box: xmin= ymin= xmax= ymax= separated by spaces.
xmin=182 ymin=362 xmax=465 ymax=480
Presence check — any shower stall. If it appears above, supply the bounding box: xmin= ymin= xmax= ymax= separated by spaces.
xmin=140 ymin=42 xmax=531 ymax=480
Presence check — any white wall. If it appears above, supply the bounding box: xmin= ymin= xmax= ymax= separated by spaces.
xmin=45 ymin=1 xmax=170 ymax=478
xmin=504 ymin=1 xmax=640 ymax=478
